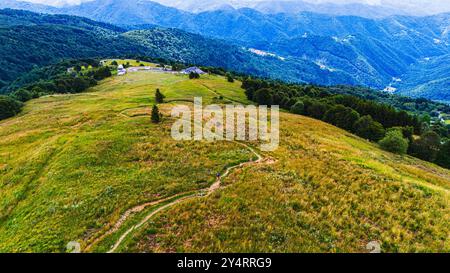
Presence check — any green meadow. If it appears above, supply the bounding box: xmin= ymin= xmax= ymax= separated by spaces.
xmin=0 ymin=69 xmax=449 ymax=253
xmin=0 ymin=71 xmax=253 ymax=252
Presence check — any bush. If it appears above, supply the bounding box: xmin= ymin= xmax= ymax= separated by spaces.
xmin=324 ymin=105 xmax=360 ymax=131
xmin=379 ymin=129 xmax=409 ymax=154
xmin=12 ymin=88 xmax=33 ymax=102
xmin=304 ymin=99 xmax=329 ymax=120
xmin=409 ymin=131 xmax=441 ymax=162
xmin=253 ymin=88 xmax=273 ymax=105
xmin=290 ymin=101 xmax=304 ymax=115
xmin=353 ymin=115 xmax=385 ymax=141
xmin=55 ymin=76 xmax=92 ymax=93
xmin=226 ymin=73 xmax=234 ymax=83
xmin=189 ymin=72 xmax=200 ymax=79
xmin=0 ymin=59 xmax=113 ymax=120
xmin=435 ymin=141 xmax=450 ymax=169
xmin=393 ymin=126 xmax=414 ymax=144
xmin=0 ymin=95 xmax=22 ymax=120
xmin=93 ymin=66 xmax=112 ymax=81
xmin=31 ymin=86 xmax=46 ymax=98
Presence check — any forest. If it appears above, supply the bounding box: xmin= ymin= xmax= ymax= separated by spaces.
xmin=241 ymin=77 xmax=450 ymax=169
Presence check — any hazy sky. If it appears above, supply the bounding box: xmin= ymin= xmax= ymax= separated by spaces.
xmin=18 ymin=0 xmax=450 ymax=14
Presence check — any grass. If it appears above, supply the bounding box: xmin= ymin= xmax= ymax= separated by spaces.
xmin=122 ymin=113 xmax=449 ymax=253
xmin=0 ymin=68 xmax=449 ymax=253
xmin=0 ymin=71 xmax=253 ymax=252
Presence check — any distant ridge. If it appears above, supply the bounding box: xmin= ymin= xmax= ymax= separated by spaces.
xmin=0 ymin=0 xmax=449 ymax=102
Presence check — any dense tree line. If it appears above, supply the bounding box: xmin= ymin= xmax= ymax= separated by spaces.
xmin=328 ymin=85 xmax=450 ymax=119
xmin=241 ymin=78 xmax=450 ymax=169
xmin=242 ymin=78 xmax=421 ymax=131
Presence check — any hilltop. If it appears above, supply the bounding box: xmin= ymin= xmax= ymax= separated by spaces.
xmin=0 ymin=67 xmax=448 ymax=252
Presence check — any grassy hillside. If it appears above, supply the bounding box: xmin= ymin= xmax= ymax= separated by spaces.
xmin=120 ymin=113 xmax=450 ymax=252
xmin=0 ymin=70 xmax=448 ymax=252
xmin=0 ymin=71 xmax=253 ymax=252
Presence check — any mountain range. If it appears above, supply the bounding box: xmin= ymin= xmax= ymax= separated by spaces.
xmin=0 ymin=0 xmax=449 ymax=102
xmin=9 ymin=0 xmax=450 ymax=18
xmin=0 ymin=9 xmax=345 ymax=93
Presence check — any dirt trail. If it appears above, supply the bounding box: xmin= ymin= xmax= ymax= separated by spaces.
xmin=86 ymin=141 xmax=274 ymax=253
xmin=84 ymin=95 xmax=276 ymax=253
xmin=84 ymin=191 xmax=196 ymax=252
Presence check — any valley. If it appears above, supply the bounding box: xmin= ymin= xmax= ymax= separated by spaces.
xmin=1 ymin=1 xmax=449 ymax=102
xmin=0 ymin=0 xmax=449 ymax=255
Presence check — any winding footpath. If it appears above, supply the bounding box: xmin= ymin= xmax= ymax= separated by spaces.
xmin=84 ymin=141 xmax=275 ymax=253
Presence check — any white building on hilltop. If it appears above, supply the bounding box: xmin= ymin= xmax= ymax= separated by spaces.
xmin=181 ymin=67 xmax=206 ymax=75
xmin=117 ymin=64 xmax=127 ymax=76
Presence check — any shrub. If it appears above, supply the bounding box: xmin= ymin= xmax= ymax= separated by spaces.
xmin=324 ymin=105 xmax=360 ymax=131
xmin=93 ymin=67 xmax=112 ymax=81
xmin=0 ymin=95 xmax=22 ymax=120
xmin=304 ymin=99 xmax=329 ymax=120
xmin=253 ymin=88 xmax=273 ymax=105
xmin=31 ymin=86 xmax=46 ymax=98
xmin=189 ymin=72 xmax=200 ymax=79
xmin=409 ymin=131 xmax=442 ymax=162
xmin=393 ymin=126 xmax=414 ymax=144
xmin=12 ymin=88 xmax=33 ymax=102
xmin=226 ymin=73 xmax=234 ymax=83
xmin=353 ymin=115 xmax=385 ymax=141
xmin=379 ymin=129 xmax=409 ymax=154
xmin=435 ymin=141 xmax=450 ymax=169
xmin=290 ymin=101 xmax=304 ymax=115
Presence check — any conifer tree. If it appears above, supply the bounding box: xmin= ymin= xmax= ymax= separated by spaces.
xmin=155 ymin=88 xmax=165 ymax=103
xmin=151 ymin=105 xmax=160 ymax=123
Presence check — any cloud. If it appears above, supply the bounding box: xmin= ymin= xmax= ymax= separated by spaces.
xmin=19 ymin=0 xmax=450 ymax=13
xmin=22 ymin=0 xmax=93 ymax=7
xmin=300 ymin=0 xmax=450 ymax=12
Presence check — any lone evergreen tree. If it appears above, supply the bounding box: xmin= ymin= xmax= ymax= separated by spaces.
xmin=151 ymin=105 xmax=161 ymax=123
xmin=155 ymin=88 xmax=165 ymax=103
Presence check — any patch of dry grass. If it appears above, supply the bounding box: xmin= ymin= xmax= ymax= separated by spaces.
xmin=122 ymin=114 xmax=449 ymax=253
